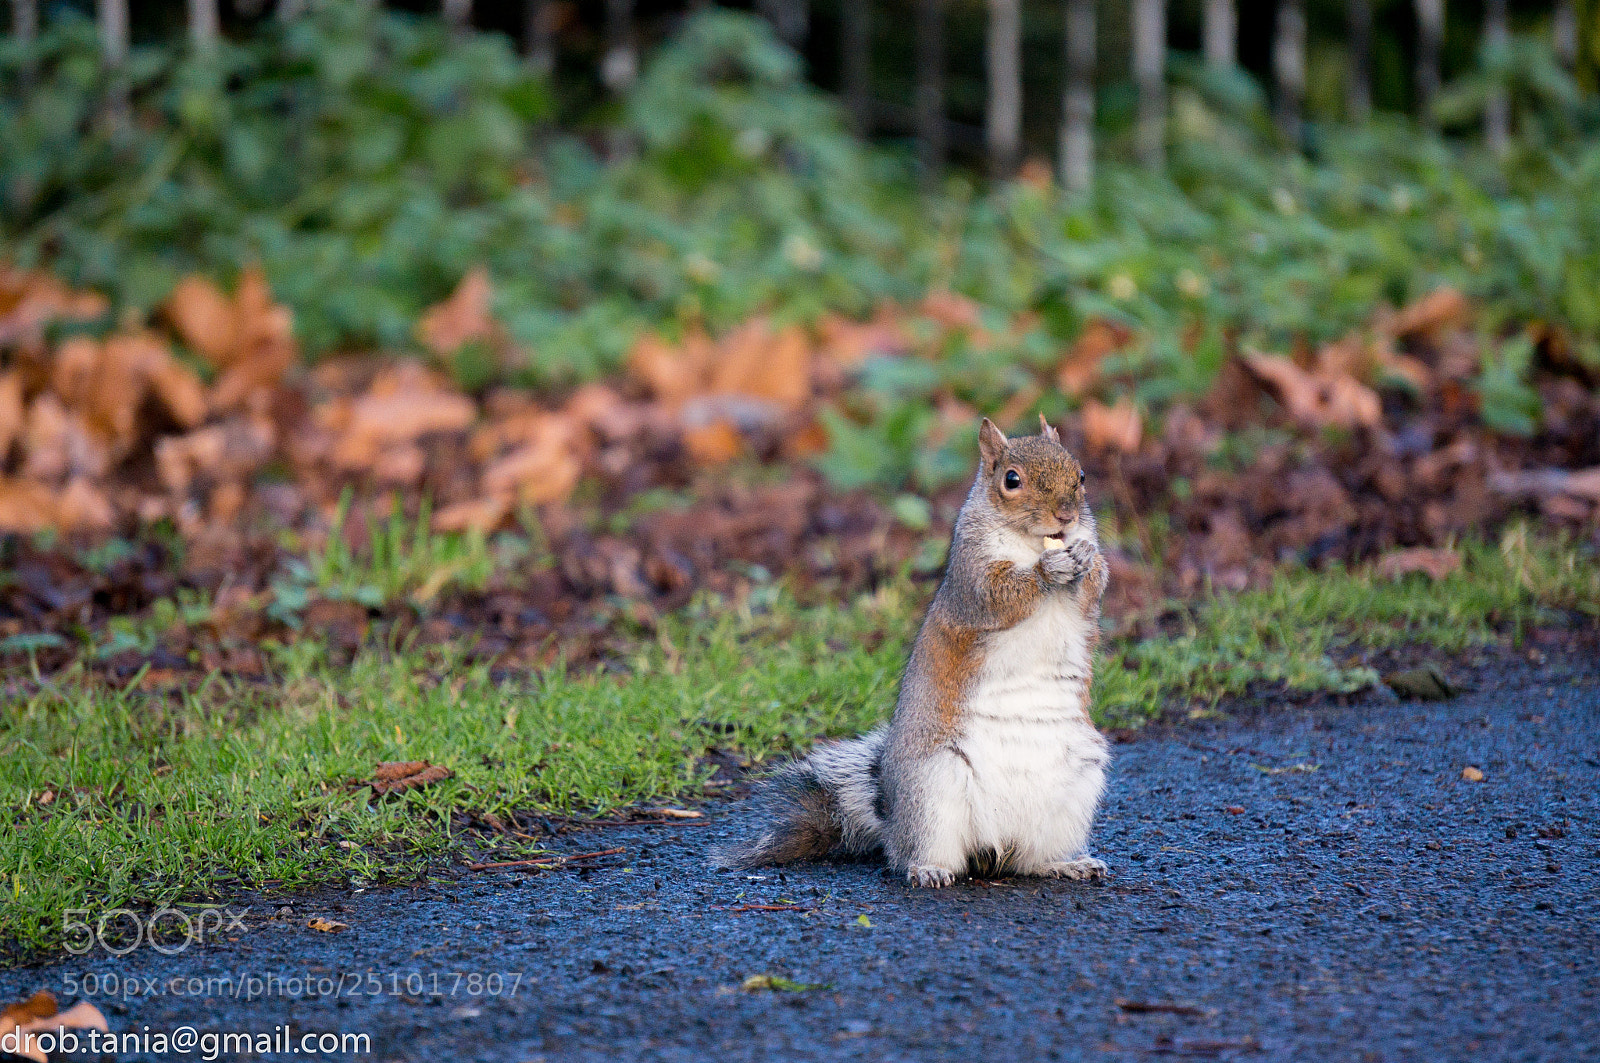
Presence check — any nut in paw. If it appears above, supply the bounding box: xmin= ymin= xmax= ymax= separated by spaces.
xmin=907 ymin=865 xmax=956 ymax=888
xmin=1041 ymin=540 xmax=1097 ymax=586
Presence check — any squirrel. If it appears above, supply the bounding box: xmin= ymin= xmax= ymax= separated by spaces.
xmin=715 ymin=414 xmax=1111 ymax=887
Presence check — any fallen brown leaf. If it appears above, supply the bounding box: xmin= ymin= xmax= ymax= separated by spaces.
xmin=1081 ymin=397 xmax=1142 ymax=453
xmin=1461 ymin=766 xmax=1485 ymax=782
xmin=480 ymin=413 xmax=581 ymax=504
xmin=1056 ymin=319 xmax=1129 ymax=396
xmin=306 ymin=917 xmax=348 ymax=933
xmin=1387 ymin=286 xmax=1470 ymax=339
xmin=368 ymin=760 xmax=453 ymax=795
xmin=0 ymin=477 xmax=60 ymax=534
xmin=416 ymin=267 xmax=497 ymax=358
xmin=329 ymin=364 xmax=476 ymax=470
xmin=0 ymin=266 xmax=108 ymax=347
xmin=815 ymin=307 xmax=909 ymax=368
xmin=432 ymin=494 xmax=512 ymax=535
xmin=1241 ymin=350 xmax=1381 ymax=431
xmin=682 ymin=419 xmax=742 ymax=465
xmin=55 ymin=477 xmax=114 ymax=532
xmin=166 ymin=274 xmax=240 ymax=365
xmin=166 ymin=266 xmax=298 ymax=411
xmin=0 ymin=990 xmax=57 ymax=1031
xmin=627 ymin=330 xmax=712 ymax=409
xmin=0 ymin=371 xmax=23 ymax=457
xmin=709 ymin=320 xmax=812 ymax=411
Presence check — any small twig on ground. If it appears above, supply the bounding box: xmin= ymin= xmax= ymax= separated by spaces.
xmin=466 ymin=846 xmax=626 ymax=871
xmin=710 ymin=903 xmax=819 ymax=913
xmin=1146 ymin=1035 xmax=1261 ymax=1054
xmin=1117 ymin=999 xmax=1214 ymax=1017
xmin=561 ymin=847 xmax=628 ymax=862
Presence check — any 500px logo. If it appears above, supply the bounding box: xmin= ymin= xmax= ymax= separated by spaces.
xmin=63 ymin=907 xmax=249 ymax=956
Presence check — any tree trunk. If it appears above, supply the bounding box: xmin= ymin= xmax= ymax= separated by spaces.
xmin=842 ymin=0 xmax=872 ymax=135
xmin=986 ymin=0 xmax=1022 ymax=179
xmin=1203 ymin=0 xmax=1235 ymax=69
xmin=443 ymin=0 xmax=471 ymax=33
xmin=525 ymin=0 xmax=556 ymax=76
xmin=1553 ymin=0 xmax=1578 ymax=68
xmin=1274 ymin=0 xmax=1306 ymax=145
xmin=1132 ymin=0 xmax=1165 ymax=170
xmin=1059 ymin=0 xmax=1095 ymax=192
xmin=757 ymin=0 xmax=809 ymax=49
xmin=188 ymin=0 xmax=220 ymax=51
xmin=1414 ymin=0 xmax=1443 ymax=124
xmin=602 ymin=0 xmax=637 ymax=95
xmin=916 ymin=0 xmax=946 ymax=182
xmin=1346 ymin=0 xmax=1372 ymax=122
xmin=1483 ymin=0 xmax=1509 ymax=154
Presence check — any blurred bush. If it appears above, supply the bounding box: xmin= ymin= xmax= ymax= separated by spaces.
xmin=3 ymin=4 xmax=1599 ymax=400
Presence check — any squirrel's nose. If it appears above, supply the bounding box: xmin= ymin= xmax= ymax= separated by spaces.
xmin=1054 ymin=506 xmax=1078 ymax=526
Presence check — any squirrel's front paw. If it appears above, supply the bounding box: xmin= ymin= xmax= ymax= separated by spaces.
xmin=906 ymin=864 xmax=957 ymax=889
xmin=1040 ymin=539 xmax=1098 ymax=586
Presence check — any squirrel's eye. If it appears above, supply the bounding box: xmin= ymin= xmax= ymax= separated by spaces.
xmin=1003 ymin=469 xmax=1022 ymax=490
xmin=1078 ymin=471 xmax=1087 ymax=487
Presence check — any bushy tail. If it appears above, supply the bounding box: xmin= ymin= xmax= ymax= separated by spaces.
xmin=711 ymin=727 xmax=887 ymax=869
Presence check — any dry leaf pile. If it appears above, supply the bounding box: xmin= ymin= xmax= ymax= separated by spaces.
xmin=1 ymin=264 xmax=1597 ymax=680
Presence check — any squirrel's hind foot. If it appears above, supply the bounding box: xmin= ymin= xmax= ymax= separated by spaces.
xmin=1040 ymin=856 xmax=1108 ymax=881
xmin=906 ymin=864 xmax=958 ymax=888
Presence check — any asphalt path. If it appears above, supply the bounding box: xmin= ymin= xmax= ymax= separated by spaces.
xmin=5 ymin=655 xmax=1597 ymax=1062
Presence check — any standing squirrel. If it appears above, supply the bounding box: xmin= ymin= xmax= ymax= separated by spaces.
xmin=716 ymin=414 xmax=1111 ymax=887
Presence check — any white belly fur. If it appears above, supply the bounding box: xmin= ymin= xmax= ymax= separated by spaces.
xmin=957 ymin=565 xmax=1108 ymax=871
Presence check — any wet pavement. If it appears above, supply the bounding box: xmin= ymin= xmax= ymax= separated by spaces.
xmin=5 ymin=657 xmax=1598 ymax=1062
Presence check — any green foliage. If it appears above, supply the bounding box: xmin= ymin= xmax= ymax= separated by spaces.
xmin=0 ymin=6 xmax=913 ymax=386
xmin=1476 ymin=331 xmax=1543 ymax=436
xmin=1 ymin=5 xmax=552 ymax=353
xmin=1435 ymin=31 xmax=1587 ymax=143
xmin=4 ymin=6 xmax=1600 ymax=488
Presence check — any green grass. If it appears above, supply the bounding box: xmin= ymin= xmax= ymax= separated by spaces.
xmin=2 ymin=529 xmax=1595 ymax=957
xmin=1098 ymin=530 xmax=1599 ymax=724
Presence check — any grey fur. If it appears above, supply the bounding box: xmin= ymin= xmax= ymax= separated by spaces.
xmin=710 ymin=727 xmax=887 ymax=868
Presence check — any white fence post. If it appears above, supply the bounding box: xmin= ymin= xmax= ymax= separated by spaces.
xmin=986 ymin=0 xmax=1022 ymax=179
xmin=1133 ymin=0 xmax=1166 ymax=170
xmin=1059 ymin=0 xmax=1095 ymax=192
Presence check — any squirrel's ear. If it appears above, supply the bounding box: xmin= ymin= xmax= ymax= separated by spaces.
xmin=1038 ymin=413 xmax=1061 ymax=445
xmin=978 ymin=418 xmax=1007 ymax=470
